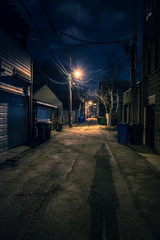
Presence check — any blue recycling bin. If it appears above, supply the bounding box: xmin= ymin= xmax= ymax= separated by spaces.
xmin=118 ymin=123 xmax=129 ymax=144
xmin=78 ymin=117 xmax=84 ymax=123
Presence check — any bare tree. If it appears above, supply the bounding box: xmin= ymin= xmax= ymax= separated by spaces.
xmin=96 ymin=87 xmax=116 ymax=126
xmin=97 ymin=57 xmax=130 ymax=125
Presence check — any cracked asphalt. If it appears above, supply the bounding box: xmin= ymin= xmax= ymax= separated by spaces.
xmin=0 ymin=119 xmax=160 ymax=240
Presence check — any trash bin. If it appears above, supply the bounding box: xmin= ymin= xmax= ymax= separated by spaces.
xmin=37 ymin=122 xmax=51 ymax=141
xmin=98 ymin=117 xmax=106 ymax=125
xmin=129 ymin=124 xmax=143 ymax=145
xmin=79 ymin=117 xmax=84 ymax=123
xmin=117 ymin=123 xmax=129 ymax=144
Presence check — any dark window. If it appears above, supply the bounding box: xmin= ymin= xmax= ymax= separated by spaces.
xmin=155 ymin=40 xmax=159 ymax=69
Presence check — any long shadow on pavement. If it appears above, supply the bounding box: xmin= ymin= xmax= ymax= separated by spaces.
xmin=88 ymin=143 xmax=119 ymax=240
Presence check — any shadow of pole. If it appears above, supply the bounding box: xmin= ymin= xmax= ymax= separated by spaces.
xmin=88 ymin=143 xmax=119 ymax=240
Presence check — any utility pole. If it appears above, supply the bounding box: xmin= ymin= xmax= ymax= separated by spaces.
xmin=130 ymin=0 xmax=138 ymax=123
xmin=67 ymin=47 xmax=72 ymax=127
xmin=84 ymin=84 xmax=85 ymax=119
xmin=68 ymin=73 xmax=72 ymax=127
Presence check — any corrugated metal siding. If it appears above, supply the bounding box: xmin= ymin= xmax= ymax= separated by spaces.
xmin=0 ymin=103 xmax=8 ymax=153
xmin=0 ymin=30 xmax=32 ymax=81
xmin=0 ymin=30 xmax=32 ymax=152
xmin=123 ymin=88 xmax=131 ymax=105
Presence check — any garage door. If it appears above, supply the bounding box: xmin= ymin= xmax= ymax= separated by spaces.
xmin=8 ymin=98 xmax=28 ymax=149
xmin=37 ymin=106 xmax=52 ymax=122
xmin=0 ymin=92 xmax=29 ymax=151
xmin=0 ymin=103 xmax=8 ymax=153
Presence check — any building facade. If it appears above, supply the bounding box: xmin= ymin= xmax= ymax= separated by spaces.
xmin=142 ymin=0 xmax=160 ymax=152
xmin=0 ymin=30 xmax=33 ymax=153
xmin=122 ymin=81 xmax=142 ymax=124
xmin=33 ymin=85 xmax=63 ymax=135
xmin=0 ymin=1 xmax=33 ymax=153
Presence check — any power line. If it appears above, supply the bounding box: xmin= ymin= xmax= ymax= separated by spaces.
xmin=39 ymin=0 xmax=58 ymax=37
xmin=18 ymin=0 xmax=130 ymax=92
xmin=19 ymin=0 xmax=44 ymax=41
xmin=38 ymin=69 xmax=68 ymax=85
xmin=38 ymin=0 xmax=127 ymax=47
xmin=18 ymin=0 xmax=70 ymax=76
xmin=60 ymin=31 xmax=122 ymax=45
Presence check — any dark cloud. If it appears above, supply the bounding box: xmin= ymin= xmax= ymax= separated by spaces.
xmin=62 ymin=25 xmax=93 ymax=45
xmin=96 ymin=10 xmax=127 ymax=40
xmin=13 ymin=0 xmax=142 ymax=90
xmin=54 ymin=2 xmax=93 ymax=27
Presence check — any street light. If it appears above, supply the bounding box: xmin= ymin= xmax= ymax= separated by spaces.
xmin=89 ymin=101 xmax=93 ymax=105
xmin=74 ymin=71 xmax=81 ymax=78
xmin=73 ymin=69 xmax=82 ymax=79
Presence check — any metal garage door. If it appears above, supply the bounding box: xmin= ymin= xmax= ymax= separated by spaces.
xmin=8 ymin=98 xmax=28 ymax=149
xmin=37 ymin=106 xmax=52 ymax=122
xmin=0 ymin=103 xmax=8 ymax=153
xmin=0 ymin=93 xmax=29 ymax=151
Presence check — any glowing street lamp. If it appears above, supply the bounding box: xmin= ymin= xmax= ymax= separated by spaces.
xmin=73 ymin=69 xmax=82 ymax=79
xmin=88 ymin=101 xmax=93 ymax=105
xmin=75 ymin=71 xmax=81 ymax=78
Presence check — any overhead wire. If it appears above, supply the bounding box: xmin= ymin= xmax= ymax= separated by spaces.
xmin=39 ymin=0 xmax=71 ymax=72
xmin=39 ymin=0 xmax=58 ymax=37
xmin=59 ymin=31 xmax=122 ymax=45
xmin=19 ymin=0 xmax=69 ymax=84
xmin=38 ymin=69 xmax=68 ymax=84
xmin=47 ymin=54 xmax=69 ymax=81
xmin=38 ymin=0 xmax=129 ymax=69
xmin=54 ymin=55 xmax=69 ymax=75
xmin=19 ymin=0 xmax=131 ymax=92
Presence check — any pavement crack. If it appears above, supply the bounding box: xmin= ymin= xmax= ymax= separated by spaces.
xmin=33 ymin=184 xmax=62 ymax=215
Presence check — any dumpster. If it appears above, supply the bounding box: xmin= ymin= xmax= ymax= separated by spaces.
xmin=37 ymin=122 xmax=51 ymax=141
xmin=98 ymin=117 xmax=106 ymax=125
xmin=129 ymin=124 xmax=143 ymax=145
xmin=117 ymin=123 xmax=129 ymax=144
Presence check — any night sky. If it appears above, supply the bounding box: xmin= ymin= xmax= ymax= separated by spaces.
xmin=13 ymin=0 xmax=143 ymax=91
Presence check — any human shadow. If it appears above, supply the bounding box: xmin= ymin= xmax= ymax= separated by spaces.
xmin=88 ymin=143 xmax=119 ymax=240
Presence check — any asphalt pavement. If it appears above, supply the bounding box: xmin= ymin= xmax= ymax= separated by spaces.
xmin=0 ymin=118 xmax=160 ymax=240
